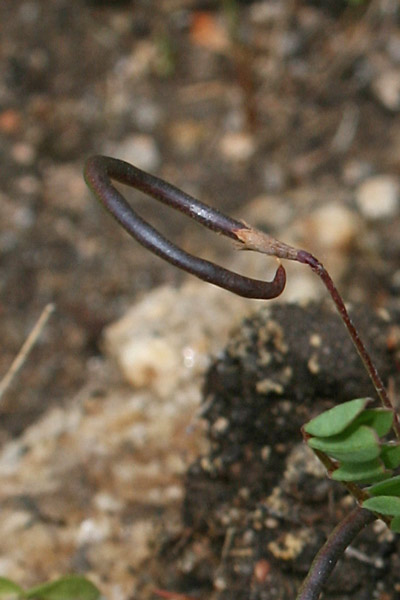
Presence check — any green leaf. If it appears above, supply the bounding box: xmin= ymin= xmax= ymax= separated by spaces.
xmin=381 ymin=444 xmax=400 ymax=469
xmin=368 ymin=474 xmax=400 ymax=497
xmin=0 ymin=578 xmax=24 ymax=599
xmin=331 ymin=459 xmax=391 ymax=483
xmin=304 ymin=398 xmax=371 ymax=437
xmin=26 ymin=576 xmax=100 ymax=600
xmin=352 ymin=408 xmax=393 ymax=437
xmin=363 ymin=495 xmax=400 ymax=516
xmin=390 ymin=516 xmax=400 ymax=533
xmin=308 ymin=424 xmax=380 ymax=463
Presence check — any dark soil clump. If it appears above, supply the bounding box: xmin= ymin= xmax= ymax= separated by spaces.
xmin=143 ymin=302 xmax=400 ymax=599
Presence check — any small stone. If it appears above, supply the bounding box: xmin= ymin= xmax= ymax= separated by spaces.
xmin=372 ymin=70 xmax=400 ymax=111
xmin=214 ymin=576 xmax=228 ymax=591
xmin=212 ymin=417 xmax=229 ymax=434
xmin=168 ymin=120 xmax=206 ymax=156
xmin=104 ymin=283 xmax=247 ymax=398
xmin=261 ymin=446 xmax=271 ymax=462
xmin=356 ymin=175 xmax=399 ymax=220
xmin=115 ymin=336 xmax=179 ymax=392
xmin=133 ymin=102 xmax=162 ymax=131
xmin=11 ymin=142 xmax=36 ymax=166
xmin=108 ymin=134 xmax=160 ymax=171
xmin=77 ymin=517 xmax=111 ymax=545
xmin=261 ymin=162 xmax=287 ymax=193
xmin=306 ymin=203 xmax=359 ymax=250
xmin=219 ymin=132 xmax=256 ymax=162
xmin=342 ymin=159 xmax=373 ymax=186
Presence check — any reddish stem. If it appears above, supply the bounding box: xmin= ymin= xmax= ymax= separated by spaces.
xmin=296 ymin=250 xmax=400 ymax=439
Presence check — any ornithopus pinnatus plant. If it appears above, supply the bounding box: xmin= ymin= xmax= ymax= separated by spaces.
xmin=84 ymin=155 xmax=400 ymax=599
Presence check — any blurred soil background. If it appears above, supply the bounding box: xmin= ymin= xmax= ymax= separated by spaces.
xmin=1 ymin=0 xmax=400 ymax=598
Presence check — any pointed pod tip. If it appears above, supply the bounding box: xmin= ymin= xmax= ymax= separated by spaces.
xmin=267 ymin=263 xmax=286 ymax=299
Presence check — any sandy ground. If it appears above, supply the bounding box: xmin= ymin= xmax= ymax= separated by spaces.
xmin=1 ymin=1 xmax=400 ymax=598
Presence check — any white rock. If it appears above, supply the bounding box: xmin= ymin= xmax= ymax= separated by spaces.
xmin=104 ymin=283 xmax=248 ymax=398
xmin=11 ymin=142 xmax=36 ymax=166
xmin=107 ymin=134 xmax=160 ymax=171
xmin=219 ymin=132 xmax=256 ymax=162
xmin=372 ymin=69 xmax=400 ymax=111
xmin=77 ymin=517 xmax=111 ymax=545
xmin=116 ymin=336 xmax=179 ymax=392
xmin=133 ymin=102 xmax=162 ymax=131
xmin=306 ymin=203 xmax=359 ymax=250
xmin=356 ymin=175 xmax=400 ymax=220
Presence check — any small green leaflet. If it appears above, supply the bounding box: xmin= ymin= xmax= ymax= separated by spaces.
xmin=304 ymin=398 xmax=371 ymax=437
xmin=362 ymin=495 xmax=400 ymax=517
xmin=331 ymin=458 xmax=391 ymax=483
xmin=352 ymin=408 xmax=393 ymax=437
xmin=381 ymin=444 xmax=400 ymax=469
xmin=390 ymin=515 xmax=400 ymax=533
xmin=308 ymin=424 xmax=380 ymax=463
xmin=25 ymin=576 xmax=100 ymax=600
xmin=0 ymin=578 xmax=24 ymax=599
xmin=368 ymin=474 xmax=400 ymax=497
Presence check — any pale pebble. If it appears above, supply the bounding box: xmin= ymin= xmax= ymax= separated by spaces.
xmin=77 ymin=517 xmax=111 ymax=545
xmin=107 ymin=134 xmax=160 ymax=172
xmin=372 ymin=69 xmax=400 ymax=111
xmin=356 ymin=175 xmax=399 ymax=220
xmin=219 ymin=132 xmax=256 ymax=162
xmin=306 ymin=203 xmax=359 ymax=250
xmin=104 ymin=283 xmax=247 ymax=398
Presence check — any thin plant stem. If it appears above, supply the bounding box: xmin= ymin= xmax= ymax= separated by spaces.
xmin=296 ymin=507 xmax=376 ymax=600
xmin=235 ymin=225 xmax=400 ymax=438
xmin=296 ymin=250 xmax=400 ymax=439
xmin=0 ymin=303 xmax=55 ymax=404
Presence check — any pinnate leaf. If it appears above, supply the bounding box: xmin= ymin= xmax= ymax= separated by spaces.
xmin=308 ymin=424 xmax=380 ymax=463
xmin=363 ymin=495 xmax=400 ymax=516
xmin=304 ymin=398 xmax=370 ymax=437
